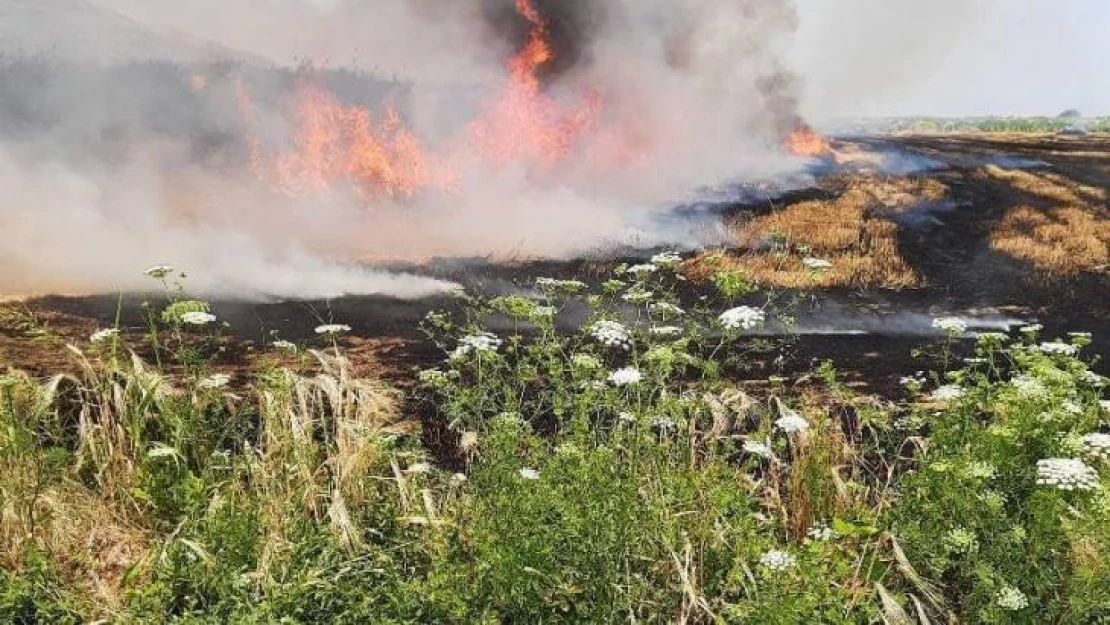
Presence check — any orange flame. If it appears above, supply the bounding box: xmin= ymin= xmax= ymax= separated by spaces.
xmin=239 ymin=0 xmax=616 ymax=200
xmin=786 ymin=123 xmax=832 ymax=158
xmin=467 ymin=0 xmax=602 ymax=171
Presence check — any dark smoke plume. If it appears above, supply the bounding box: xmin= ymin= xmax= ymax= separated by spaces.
xmin=480 ymin=0 xmax=606 ymax=82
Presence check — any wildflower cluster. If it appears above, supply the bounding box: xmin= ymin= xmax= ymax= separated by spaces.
xmin=775 ymin=412 xmax=809 ymax=434
xmin=90 ymin=328 xmax=119 ymax=343
xmin=315 ymin=324 xmax=351 ymax=336
xmin=718 ymin=306 xmax=766 ymax=331
xmin=1080 ymin=433 xmax=1110 ymax=460
xmin=932 ymin=316 xmax=968 ymax=336
xmin=625 ymin=264 xmax=657 ymax=277
xmin=929 ymin=384 xmax=965 ymax=402
xmin=1037 ymin=341 xmax=1079 ymax=356
xmin=535 ymin=277 xmax=587 ymax=293
xmin=1035 ymin=458 xmax=1100 ymax=491
xmin=995 ymin=586 xmax=1029 ymax=611
xmin=608 ymin=367 xmax=643 ymax=387
xmin=590 ymin=320 xmax=632 ymax=350
xmin=742 ymin=439 xmax=773 ymax=459
xmin=451 ymin=332 xmax=503 ymax=360
xmin=759 ymin=550 xmax=796 ymax=571
xmin=649 ymin=302 xmax=685 ymax=318
xmin=182 ymin=311 xmax=217 ymax=326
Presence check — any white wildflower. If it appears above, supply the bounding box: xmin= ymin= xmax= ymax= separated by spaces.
xmin=1081 ymin=433 xmax=1110 ymax=460
xmin=418 ymin=369 xmax=449 ymax=385
xmin=932 ymin=317 xmax=968 ymax=336
xmin=1062 ymin=400 xmax=1083 ymax=415
xmin=977 ymin=331 xmax=1009 ymax=343
xmin=900 ymin=372 xmax=926 ymax=389
xmin=1080 ymin=370 xmax=1106 ymax=388
xmin=742 ymin=439 xmax=773 ymax=459
xmin=930 ymin=384 xmax=965 ymax=402
xmin=652 ymin=416 xmax=676 ymax=432
xmin=1019 ymin=323 xmax=1043 ymax=334
xmin=590 ymin=320 xmax=632 ymax=350
xmin=806 ymin=524 xmax=837 ymax=541
xmin=271 ymin=340 xmax=297 ymax=352
xmin=617 ymin=411 xmax=637 ymax=423
xmin=649 ymin=326 xmax=683 ymax=337
xmin=90 ymin=328 xmax=119 ymax=343
xmin=775 ymin=412 xmax=810 ymax=435
xmin=535 ymin=277 xmax=587 ymax=292
xmin=450 ymin=473 xmax=467 ymax=484
xmin=996 ymin=586 xmax=1029 ymax=611
xmin=650 ymin=251 xmax=683 ymax=267
xmin=451 ymin=332 xmax=502 ymax=359
xmin=144 ymin=264 xmax=174 ymax=279
xmin=622 ymin=288 xmax=654 ymax=303
xmin=518 ymin=468 xmax=540 ymax=480
xmin=650 ymin=302 xmax=686 ymax=318
xmin=197 ymin=373 xmax=231 ymax=391
xmin=1038 ymin=341 xmax=1079 ymax=356
xmin=965 ymin=461 xmax=997 ymax=480
xmin=533 ymin=305 xmax=557 ymax=318
xmin=719 ymin=306 xmax=766 ymax=331
xmin=759 ymin=550 xmax=796 ymax=571
xmin=314 ymin=324 xmax=350 ymax=336
xmin=802 ymin=257 xmax=833 ymax=271
xmin=1011 ymin=374 xmax=1048 ymax=398
xmin=626 ymin=264 xmax=658 ymax=277
xmin=608 ymin=367 xmax=643 ymax=387
xmin=495 ymin=411 xmax=522 ymax=425
xmin=1035 ymin=458 xmax=1100 ymax=491
xmin=182 ymin=311 xmax=217 ymax=326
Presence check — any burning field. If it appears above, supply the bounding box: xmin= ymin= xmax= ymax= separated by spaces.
xmin=2 ymin=0 xmax=1110 ymax=622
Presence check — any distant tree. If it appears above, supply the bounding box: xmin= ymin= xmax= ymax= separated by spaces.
xmin=1057 ymin=109 xmax=1082 ymax=119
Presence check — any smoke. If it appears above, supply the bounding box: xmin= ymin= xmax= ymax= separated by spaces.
xmin=1 ymin=0 xmax=814 ymax=300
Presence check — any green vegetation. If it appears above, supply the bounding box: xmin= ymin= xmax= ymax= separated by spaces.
xmin=849 ymin=117 xmax=1110 ymax=134
xmin=2 ymin=263 xmax=1108 ymax=622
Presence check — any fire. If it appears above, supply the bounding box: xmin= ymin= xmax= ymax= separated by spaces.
xmin=238 ymin=0 xmax=612 ymax=200
xmin=467 ymin=0 xmax=602 ymax=171
xmin=273 ymin=87 xmax=449 ymax=199
xmin=786 ymin=123 xmax=832 ymax=158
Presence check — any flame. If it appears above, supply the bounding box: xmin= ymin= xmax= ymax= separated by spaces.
xmin=239 ymin=0 xmax=617 ymax=200
xmin=467 ymin=0 xmax=602 ymax=171
xmin=786 ymin=124 xmax=832 ymax=158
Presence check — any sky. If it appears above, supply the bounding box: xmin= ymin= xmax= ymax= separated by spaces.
xmin=791 ymin=0 xmax=1110 ymax=117
xmin=83 ymin=0 xmax=1110 ymax=118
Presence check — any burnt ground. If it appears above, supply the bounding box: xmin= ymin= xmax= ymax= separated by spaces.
xmin=2 ymin=133 xmax=1107 ymax=397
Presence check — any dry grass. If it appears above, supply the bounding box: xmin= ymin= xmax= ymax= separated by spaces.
xmin=1 ymin=480 xmax=149 ymax=612
xmin=977 ymin=165 xmax=1110 ymax=276
xmin=686 ymin=184 xmax=920 ymax=288
xmin=982 ymin=166 xmax=1107 ymax=206
xmin=990 ymin=204 xmax=1110 ymax=277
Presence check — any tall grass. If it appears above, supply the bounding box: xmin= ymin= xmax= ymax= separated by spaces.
xmin=1 ymin=263 xmax=1107 ymax=622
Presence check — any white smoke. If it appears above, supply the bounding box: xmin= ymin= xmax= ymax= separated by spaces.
xmin=0 ymin=0 xmax=851 ymax=300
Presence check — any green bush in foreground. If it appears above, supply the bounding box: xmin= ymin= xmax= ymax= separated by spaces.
xmin=1 ymin=261 xmax=1107 ymax=622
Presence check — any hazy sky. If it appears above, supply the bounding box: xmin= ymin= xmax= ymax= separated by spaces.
xmin=90 ymin=0 xmax=1110 ymax=117
xmin=792 ymin=0 xmax=1109 ymax=117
